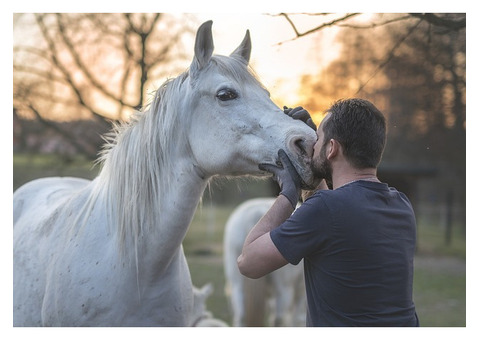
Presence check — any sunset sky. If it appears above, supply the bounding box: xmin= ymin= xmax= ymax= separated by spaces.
xmin=11 ymin=4 xmax=471 ymax=125
xmin=196 ymin=13 xmax=342 ymax=107
xmin=12 ymin=11 xmax=346 ymax=123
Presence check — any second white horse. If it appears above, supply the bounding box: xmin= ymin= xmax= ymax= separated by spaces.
xmin=224 ymin=198 xmax=306 ymax=326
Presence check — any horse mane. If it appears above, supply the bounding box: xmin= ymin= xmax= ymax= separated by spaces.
xmin=89 ymin=72 xmax=189 ymax=257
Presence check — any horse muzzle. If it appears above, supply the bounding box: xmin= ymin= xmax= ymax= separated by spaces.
xmin=287 ymin=136 xmax=319 ymax=190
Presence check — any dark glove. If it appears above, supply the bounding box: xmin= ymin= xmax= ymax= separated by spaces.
xmin=259 ymin=149 xmax=302 ymax=208
xmin=283 ymin=106 xmax=317 ymax=131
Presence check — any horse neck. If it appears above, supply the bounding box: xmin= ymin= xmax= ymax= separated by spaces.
xmin=97 ymin=104 xmax=208 ymax=270
xmin=137 ymin=157 xmax=208 ymax=269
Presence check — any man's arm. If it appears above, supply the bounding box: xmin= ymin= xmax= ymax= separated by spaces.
xmin=237 ymin=195 xmax=292 ymax=279
xmin=237 ymin=149 xmax=301 ymax=279
xmin=238 ymin=107 xmax=321 ymax=279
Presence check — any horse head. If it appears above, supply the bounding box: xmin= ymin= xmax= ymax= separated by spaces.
xmin=185 ymin=21 xmax=318 ymax=189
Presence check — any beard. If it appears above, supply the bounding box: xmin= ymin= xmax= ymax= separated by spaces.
xmin=312 ymin=143 xmax=333 ymax=189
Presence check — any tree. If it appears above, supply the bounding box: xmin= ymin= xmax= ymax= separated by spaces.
xmin=288 ymin=13 xmax=465 ymax=132
xmin=280 ymin=13 xmax=465 ymax=115
xmin=294 ymin=13 xmax=466 ymax=204
xmin=278 ymin=13 xmax=465 ymax=43
xmin=13 ymin=13 xmax=196 ymax=157
xmin=379 ymin=14 xmax=466 ymax=196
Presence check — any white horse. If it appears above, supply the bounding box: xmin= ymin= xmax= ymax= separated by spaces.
xmin=224 ymin=198 xmax=306 ymax=327
xmin=13 ymin=21 xmax=317 ymax=326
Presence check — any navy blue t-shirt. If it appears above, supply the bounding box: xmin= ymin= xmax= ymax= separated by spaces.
xmin=270 ymin=181 xmax=419 ymax=327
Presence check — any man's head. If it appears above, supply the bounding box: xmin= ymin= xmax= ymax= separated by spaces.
xmin=312 ymin=98 xmax=387 ymax=182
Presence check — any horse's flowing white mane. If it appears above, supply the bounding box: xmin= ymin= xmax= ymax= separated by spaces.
xmin=91 ymin=73 xmax=188 ymax=255
xmin=86 ymin=55 xmax=264 ymax=257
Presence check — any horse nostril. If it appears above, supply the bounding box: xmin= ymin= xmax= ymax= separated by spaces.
xmin=294 ymin=139 xmax=307 ymax=156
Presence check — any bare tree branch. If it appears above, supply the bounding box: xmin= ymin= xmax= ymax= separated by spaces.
xmin=409 ymin=13 xmax=465 ymax=31
xmin=277 ymin=13 xmax=360 ymax=45
xmin=54 ymin=14 xmax=136 ymax=110
xmin=35 ymin=14 xmax=109 ymax=123
xmin=337 ymin=15 xmax=412 ymax=29
xmin=277 ymin=13 xmax=465 ymax=44
xmin=355 ymin=18 xmax=424 ymax=94
xmin=13 ymin=65 xmax=65 ymax=84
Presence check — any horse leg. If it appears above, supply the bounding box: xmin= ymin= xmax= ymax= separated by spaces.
xmin=229 ymin=280 xmax=245 ymax=326
xmin=243 ymin=276 xmax=267 ymax=326
xmin=272 ymin=271 xmax=295 ymax=327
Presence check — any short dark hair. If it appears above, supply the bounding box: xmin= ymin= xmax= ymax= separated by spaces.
xmin=322 ymin=98 xmax=386 ymax=169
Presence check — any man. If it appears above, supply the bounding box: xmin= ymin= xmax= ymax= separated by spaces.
xmin=237 ymin=98 xmax=419 ymax=326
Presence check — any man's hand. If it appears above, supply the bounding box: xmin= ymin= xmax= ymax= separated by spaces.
xmin=283 ymin=106 xmax=317 ymax=131
xmin=259 ymin=149 xmax=302 ymax=208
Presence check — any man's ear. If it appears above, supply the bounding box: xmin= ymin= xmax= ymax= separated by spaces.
xmin=327 ymin=139 xmax=340 ymax=160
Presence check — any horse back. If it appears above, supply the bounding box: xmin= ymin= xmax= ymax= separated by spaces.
xmin=13 ymin=177 xmax=91 ymax=224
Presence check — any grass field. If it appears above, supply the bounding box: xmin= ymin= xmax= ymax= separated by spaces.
xmin=13 ymin=153 xmax=466 ymax=327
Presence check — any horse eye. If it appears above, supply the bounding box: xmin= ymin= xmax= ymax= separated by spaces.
xmin=216 ymin=89 xmax=238 ymax=101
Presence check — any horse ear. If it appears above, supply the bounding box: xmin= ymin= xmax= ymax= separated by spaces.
xmin=230 ymin=30 xmax=251 ymax=64
xmin=192 ymin=21 xmax=214 ymax=71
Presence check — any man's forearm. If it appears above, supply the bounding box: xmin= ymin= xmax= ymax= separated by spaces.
xmin=242 ymin=194 xmax=294 ymax=248
xmin=237 ymin=195 xmax=293 ymax=278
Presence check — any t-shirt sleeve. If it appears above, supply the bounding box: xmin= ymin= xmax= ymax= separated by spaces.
xmin=270 ymin=193 xmax=332 ymax=265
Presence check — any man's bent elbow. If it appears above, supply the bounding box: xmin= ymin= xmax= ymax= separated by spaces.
xmin=237 ymin=254 xmax=263 ymax=279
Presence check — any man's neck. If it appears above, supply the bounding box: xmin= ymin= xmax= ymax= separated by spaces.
xmin=332 ymin=168 xmax=379 ymax=190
